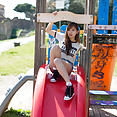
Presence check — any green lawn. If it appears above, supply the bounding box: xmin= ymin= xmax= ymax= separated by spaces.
xmin=0 ymin=41 xmax=34 ymax=76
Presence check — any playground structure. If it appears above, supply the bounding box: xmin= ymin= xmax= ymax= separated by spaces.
xmin=31 ymin=0 xmax=117 ymax=116
xmin=0 ymin=0 xmax=117 ymax=117
xmin=31 ymin=10 xmax=93 ymax=117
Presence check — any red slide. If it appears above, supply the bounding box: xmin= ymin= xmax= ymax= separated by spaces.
xmin=31 ymin=64 xmax=88 ymax=117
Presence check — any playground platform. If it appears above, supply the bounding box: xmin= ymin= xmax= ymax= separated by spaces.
xmin=89 ymin=105 xmax=117 ymax=117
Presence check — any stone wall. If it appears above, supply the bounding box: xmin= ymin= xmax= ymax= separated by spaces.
xmin=0 ymin=17 xmax=12 ymax=40
xmin=0 ymin=16 xmax=35 ymax=40
xmin=11 ymin=17 xmax=34 ymax=30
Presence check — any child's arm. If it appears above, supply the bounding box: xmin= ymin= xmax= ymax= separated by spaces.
xmin=45 ymin=11 xmax=57 ymax=37
xmin=45 ymin=22 xmax=56 ymax=37
xmin=73 ymin=44 xmax=85 ymax=61
xmin=46 ymin=11 xmax=65 ymax=42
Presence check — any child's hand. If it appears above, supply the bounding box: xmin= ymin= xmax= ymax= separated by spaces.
xmin=53 ymin=11 xmax=58 ymax=16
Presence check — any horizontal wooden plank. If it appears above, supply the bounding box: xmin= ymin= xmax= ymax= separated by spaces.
xmin=89 ymin=25 xmax=117 ymax=30
xmin=37 ymin=11 xmax=93 ymax=24
xmin=90 ymin=100 xmax=117 ymax=105
xmin=90 ymin=90 xmax=117 ymax=95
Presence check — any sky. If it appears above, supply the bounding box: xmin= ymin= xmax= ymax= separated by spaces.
xmin=0 ymin=0 xmax=36 ymax=19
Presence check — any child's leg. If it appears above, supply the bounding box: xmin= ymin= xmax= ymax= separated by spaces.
xmin=54 ymin=58 xmax=74 ymax=100
xmin=49 ymin=45 xmax=61 ymax=72
xmin=53 ymin=58 xmax=72 ymax=82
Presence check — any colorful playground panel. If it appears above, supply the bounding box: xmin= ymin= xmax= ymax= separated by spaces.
xmin=90 ymin=0 xmax=117 ymax=91
xmin=91 ymin=35 xmax=117 ymax=91
xmin=90 ymin=44 xmax=117 ymax=91
xmin=90 ymin=100 xmax=117 ymax=105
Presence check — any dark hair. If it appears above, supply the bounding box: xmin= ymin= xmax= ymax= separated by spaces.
xmin=65 ymin=22 xmax=80 ymax=55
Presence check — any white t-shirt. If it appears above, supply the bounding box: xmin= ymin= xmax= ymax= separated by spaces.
xmin=55 ymin=32 xmax=83 ymax=64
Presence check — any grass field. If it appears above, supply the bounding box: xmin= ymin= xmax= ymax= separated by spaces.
xmin=0 ymin=41 xmax=34 ymax=76
xmin=0 ymin=34 xmax=49 ymax=76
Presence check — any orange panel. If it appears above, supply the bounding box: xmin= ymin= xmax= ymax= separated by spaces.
xmin=90 ymin=44 xmax=117 ymax=91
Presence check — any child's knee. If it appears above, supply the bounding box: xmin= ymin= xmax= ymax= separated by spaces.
xmin=50 ymin=45 xmax=61 ymax=57
xmin=50 ymin=45 xmax=58 ymax=55
xmin=54 ymin=58 xmax=61 ymax=65
xmin=51 ymin=45 xmax=59 ymax=51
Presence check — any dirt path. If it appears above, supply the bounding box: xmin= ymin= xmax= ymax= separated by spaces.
xmin=0 ymin=36 xmax=34 ymax=55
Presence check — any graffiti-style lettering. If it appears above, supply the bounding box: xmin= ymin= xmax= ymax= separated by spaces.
xmin=93 ymin=71 xmax=104 ymax=79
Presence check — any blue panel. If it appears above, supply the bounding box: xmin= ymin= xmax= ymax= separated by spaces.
xmin=49 ymin=24 xmax=57 ymax=39
xmin=98 ymin=0 xmax=109 ymax=34
xmin=112 ymin=0 xmax=117 ymax=34
xmin=48 ymin=24 xmax=57 ymax=64
xmin=74 ymin=54 xmax=79 ymax=66
xmin=74 ymin=26 xmax=80 ymax=66
xmin=60 ymin=25 xmax=67 ymax=33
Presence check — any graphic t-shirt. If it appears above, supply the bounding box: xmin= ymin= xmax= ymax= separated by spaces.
xmin=55 ymin=32 xmax=83 ymax=64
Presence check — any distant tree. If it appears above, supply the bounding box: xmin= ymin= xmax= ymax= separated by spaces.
xmin=14 ymin=3 xmax=35 ymax=21
xmin=68 ymin=1 xmax=84 ymax=14
xmin=47 ymin=0 xmax=84 ymax=28
xmin=47 ymin=0 xmax=56 ymax=13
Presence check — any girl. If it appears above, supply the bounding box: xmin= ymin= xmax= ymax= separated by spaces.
xmin=46 ymin=11 xmax=83 ymax=100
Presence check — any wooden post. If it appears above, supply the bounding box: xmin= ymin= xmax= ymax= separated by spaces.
xmin=87 ymin=0 xmax=95 ymax=85
xmin=86 ymin=0 xmax=95 ymax=116
xmin=34 ymin=0 xmax=46 ymax=90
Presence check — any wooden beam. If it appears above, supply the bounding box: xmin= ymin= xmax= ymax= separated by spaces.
xmin=34 ymin=0 xmax=46 ymax=83
xmin=89 ymin=25 xmax=117 ymax=30
xmin=37 ymin=11 xmax=93 ymax=24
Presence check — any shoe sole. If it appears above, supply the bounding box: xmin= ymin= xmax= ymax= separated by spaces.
xmin=50 ymin=79 xmax=56 ymax=83
xmin=64 ymin=93 xmax=75 ymax=101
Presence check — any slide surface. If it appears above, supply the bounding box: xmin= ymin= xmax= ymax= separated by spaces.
xmin=31 ymin=64 xmax=87 ymax=117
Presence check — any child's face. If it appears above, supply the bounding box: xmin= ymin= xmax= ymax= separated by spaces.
xmin=67 ymin=26 xmax=78 ymax=39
